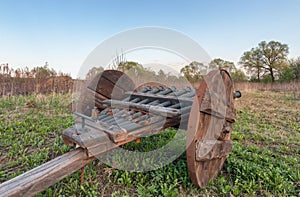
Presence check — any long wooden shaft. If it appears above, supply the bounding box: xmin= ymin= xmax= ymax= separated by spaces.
xmin=0 ymin=148 xmax=95 ymax=197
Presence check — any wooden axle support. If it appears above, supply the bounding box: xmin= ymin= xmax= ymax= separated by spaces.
xmin=0 ymin=69 xmax=240 ymax=196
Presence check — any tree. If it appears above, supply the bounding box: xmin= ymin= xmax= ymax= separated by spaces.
xmin=209 ymin=58 xmax=236 ymax=73
xmin=157 ymin=69 xmax=167 ymax=81
xmin=231 ymin=69 xmax=248 ymax=82
xmin=278 ymin=67 xmax=294 ymax=82
xmin=180 ymin=61 xmax=206 ymax=84
xmin=85 ymin=66 xmax=104 ymax=80
xmin=240 ymin=41 xmax=289 ymax=82
xmin=117 ymin=61 xmax=157 ymax=84
xmin=118 ymin=61 xmax=142 ymax=72
xmin=31 ymin=63 xmax=52 ymax=93
xmin=239 ymin=48 xmax=263 ymax=81
xmin=289 ymin=57 xmax=300 ymax=81
xmin=35 ymin=65 xmax=51 ymax=80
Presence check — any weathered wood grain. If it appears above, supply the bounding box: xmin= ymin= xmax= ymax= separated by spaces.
xmin=186 ymin=69 xmax=236 ymax=188
xmin=78 ymin=70 xmax=135 ymax=115
xmin=0 ymin=148 xmax=95 ymax=197
xmin=196 ymin=140 xmax=232 ymax=161
xmin=87 ymin=70 xmax=135 ymax=100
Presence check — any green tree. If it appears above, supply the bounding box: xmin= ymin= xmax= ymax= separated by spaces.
xmin=278 ymin=67 xmax=294 ymax=82
xmin=231 ymin=69 xmax=248 ymax=82
xmin=118 ymin=61 xmax=141 ymax=72
xmin=34 ymin=65 xmax=51 ymax=80
xmin=118 ymin=61 xmax=156 ymax=82
xmin=289 ymin=57 xmax=300 ymax=81
xmin=180 ymin=61 xmax=205 ymax=84
xmin=240 ymin=41 xmax=289 ymax=83
xmin=85 ymin=66 xmax=104 ymax=80
xmin=209 ymin=58 xmax=236 ymax=73
xmin=239 ymin=48 xmax=263 ymax=81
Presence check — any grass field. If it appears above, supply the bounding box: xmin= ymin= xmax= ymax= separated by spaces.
xmin=0 ymin=91 xmax=299 ymax=196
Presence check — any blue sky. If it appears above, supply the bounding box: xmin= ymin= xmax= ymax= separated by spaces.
xmin=1 ymin=0 xmax=300 ymax=77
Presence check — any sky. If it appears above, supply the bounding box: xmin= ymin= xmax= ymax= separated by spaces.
xmin=1 ymin=0 xmax=300 ymax=77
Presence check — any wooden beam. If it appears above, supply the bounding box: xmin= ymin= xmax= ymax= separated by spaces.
xmin=0 ymin=148 xmax=95 ymax=197
xmin=68 ymin=114 xmax=128 ymax=143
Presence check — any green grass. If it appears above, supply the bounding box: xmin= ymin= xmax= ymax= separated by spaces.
xmin=0 ymin=91 xmax=299 ymax=196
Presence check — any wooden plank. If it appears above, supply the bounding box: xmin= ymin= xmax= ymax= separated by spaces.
xmin=62 ymin=120 xmax=128 ymax=147
xmin=62 ymin=125 xmax=113 ymax=149
xmin=69 ymin=116 xmax=183 ymax=155
xmin=0 ymin=148 xmax=95 ymax=197
xmin=62 ymin=126 xmax=86 ymax=147
xmin=101 ymin=100 xmax=181 ymax=117
xmin=195 ymin=140 xmax=232 ymax=161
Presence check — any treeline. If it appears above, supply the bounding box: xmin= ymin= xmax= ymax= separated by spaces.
xmin=83 ymin=41 xmax=300 ymax=91
xmin=180 ymin=41 xmax=300 ymax=84
xmin=85 ymin=61 xmax=191 ymax=89
xmin=2 ymin=40 xmax=299 ymax=96
xmin=0 ymin=63 xmax=73 ymax=96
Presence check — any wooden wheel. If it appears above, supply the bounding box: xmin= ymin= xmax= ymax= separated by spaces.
xmin=186 ymin=69 xmax=236 ymax=188
xmin=77 ymin=70 xmax=135 ymax=116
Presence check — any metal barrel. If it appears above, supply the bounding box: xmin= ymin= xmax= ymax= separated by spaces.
xmin=156 ymin=87 xmax=193 ymax=109
xmin=158 ymin=86 xmax=176 ymax=95
xmin=98 ymin=86 xmax=152 ymax=120
xmin=171 ymin=86 xmax=192 ymax=97
xmin=133 ymin=86 xmax=165 ymax=104
xmin=108 ymin=86 xmax=191 ymax=124
xmin=97 ymin=85 xmax=195 ymax=133
xmin=119 ymin=115 xmax=164 ymax=130
xmin=98 ymin=86 xmax=154 ymax=119
xmin=99 ymin=86 xmax=165 ymax=122
xmin=111 ymin=86 xmax=167 ymax=119
xmin=182 ymin=89 xmax=196 ymax=98
xmin=167 ymin=103 xmax=181 ymax=109
xmin=123 ymin=86 xmax=152 ymax=102
xmin=117 ymin=89 xmax=174 ymax=128
xmin=103 ymin=86 xmax=176 ymax=124
xmin=152 ymin=87 xmax=192 ymax=109
xmin=131 ymin=114 xmax=149 ymax=123
xmin=180 ymin=105 xmax=192 ymax=114
xmin=120 ymin=86 xmax=177 ymax=122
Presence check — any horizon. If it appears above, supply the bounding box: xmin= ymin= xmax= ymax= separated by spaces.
xmin=1 ymin=0 xmax=300 ymax=78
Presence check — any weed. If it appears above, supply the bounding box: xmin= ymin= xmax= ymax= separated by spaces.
xmin=1 ymin=91 xmax=299 ymax=196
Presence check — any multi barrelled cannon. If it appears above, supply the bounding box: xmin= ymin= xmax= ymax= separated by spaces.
xmin=0 ymin=69 xmax=241 ymax=196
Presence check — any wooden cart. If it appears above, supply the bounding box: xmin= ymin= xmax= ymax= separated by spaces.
xmin=0 ymin=69 xmax=241 ymax=196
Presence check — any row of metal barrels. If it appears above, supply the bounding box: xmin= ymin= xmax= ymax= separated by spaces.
xmin=97 ymin=85 xmax=196 ymax=132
